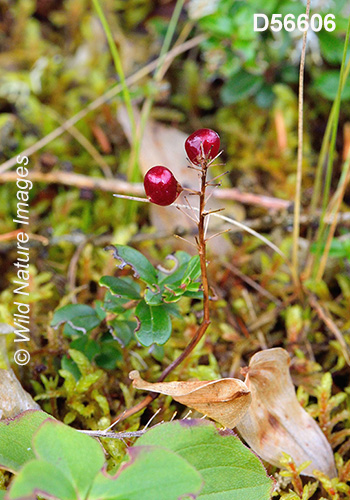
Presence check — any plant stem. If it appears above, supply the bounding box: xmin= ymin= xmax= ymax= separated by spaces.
xmin=159 ymin=163 xmax=211 ymax=382
xmin=291 ymin=0 xmax=310 ymax=292
xmin=111 ymin=156 xmax=212 ymax=425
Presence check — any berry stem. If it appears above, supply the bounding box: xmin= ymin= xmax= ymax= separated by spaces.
xmin=158 ymin=161 xmax=211 ymax=382
xmin=111 ymin=153 xmax=212 ymax=426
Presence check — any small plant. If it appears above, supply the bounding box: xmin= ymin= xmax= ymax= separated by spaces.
xmin=107 ymin=128 xmax=225 ymax=392
xmin=0 ymin=411 xmax=272 ymax=500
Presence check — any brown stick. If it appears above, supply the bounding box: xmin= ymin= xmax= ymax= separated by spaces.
xmin=0 ymin=171 xmax=143 ymax=195
xmin=0 ymin=171 xmax=290 ymax=210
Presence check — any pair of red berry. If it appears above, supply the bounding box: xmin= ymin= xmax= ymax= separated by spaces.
xmin=144 ymin=128 xmax=220 ymax=206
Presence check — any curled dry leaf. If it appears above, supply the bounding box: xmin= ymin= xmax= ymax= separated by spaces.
xmin=236 ymin=348 xmax=337 ymax=478
xmin=129 ymin=370 xmax=251 ymax=429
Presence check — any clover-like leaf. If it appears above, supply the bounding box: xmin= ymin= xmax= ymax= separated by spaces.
xmin=7 ymin=420 xmax=203 ymax=500
xmin=0 ymin=410 xmax=54 ymax=473
xmin=135 ymin=419 xmax=273 ymax=500
xmin=89 ymin=446 xmax=203 ymax=500
xmin=7 ymin=419 xmax=105 ymax=500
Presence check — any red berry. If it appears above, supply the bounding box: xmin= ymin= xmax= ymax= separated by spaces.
xmin=144 ymin=166 xmax=181 ymax=206
xmin=185 ymin=128 xmax=220 ymax=166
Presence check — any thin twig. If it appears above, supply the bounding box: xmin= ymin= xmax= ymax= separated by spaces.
xmin=79 ymin=429 xmax=145 ymax=439
xmin=0 ymin=171 xmax=290 ymax=211
xmin=292 ymin=0 xmax=310 ymax=290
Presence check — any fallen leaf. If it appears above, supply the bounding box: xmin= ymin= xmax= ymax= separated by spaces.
xmin=129 ymin=370 xmax=251 ymax=428
xmin=236 ymin=348 xmax=337 ymax=478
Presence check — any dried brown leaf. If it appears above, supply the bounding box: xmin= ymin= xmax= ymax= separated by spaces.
xmin=130 ymin=370 xmax=251 ymax=428
xmin=236 ymin=348 xmax=337 ymax=478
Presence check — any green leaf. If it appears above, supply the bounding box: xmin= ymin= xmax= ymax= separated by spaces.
xmin=106 ymin=244 xmax=157 ymax=286
xmin=319 ymin=31 xmax=345 ymax=64
xmin=61 ymin=355 xmax=81 ymax=380
xmin=70 ymin=336 xmax=100 ymax=361
xmin=7 ymin=419 xmax=105 ymax=500
xmin=0 ymin=491 xmax=5 ymax=499
xmin=33 ymin=420 xmax=105 ymax=497
xmin=221 ymin=71 xmax=264 ymax=104
xmin=109 ymin=319 xmax=134 ymax=346
xmin=158 ymin=251 xmax=192 ymax=285
xmin=0 ymin=410 xmax=54 ymax=473
xmin=51 ymin=304 xmax=101 ymax=335
xmin=144 ymin=287 xmax=163 ymax=305
xmin=135 ymin=419 xmax=273 ymax=500
xmin=182 ymin=255 xmax=201 ymax=284
xmin=95 ymin=341 xmax=122 ymax=370
xmin=7 ymin=460 xmax=77 ymax=500
xmin=7 ymin=422 xmax=202 ymax=500
xmin=89 ymin=446 xmax=203 ymax=500
xmin=103 ymin=290 xmax=128 ymax=314
xmin=313 ymin=71 xmax=350 ymax=101
xmin=135 ymin=301 xmax=172 ymax=346
xmin=99 ymin=276 xmax=141 ymax=300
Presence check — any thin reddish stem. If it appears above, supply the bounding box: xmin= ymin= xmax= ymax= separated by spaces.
xmin=111 ymin=155 xmax=212 ymax=425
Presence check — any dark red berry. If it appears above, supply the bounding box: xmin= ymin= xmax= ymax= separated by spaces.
xmin=185 ymin=128 xmax=220 ymax=166
xmin=144 ymin=166 xmax=182 ymax=206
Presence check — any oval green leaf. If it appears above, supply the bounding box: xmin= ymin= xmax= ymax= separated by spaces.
xmin=0 ymin=410 xmax=54 ymax=473
xmin=106 ymin=245 xmax=157 ymax=286
xmin=89 ymin=446 xmax=203 ymax=500
xmin=99 ymin=276 xmax=141 ymax=300
xmin=135 ymin=301 xmax=172 ymax=346
xmin=135 ymin=419 xmax=273 ymax=500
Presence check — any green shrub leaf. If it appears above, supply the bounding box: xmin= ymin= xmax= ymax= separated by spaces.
xmin=313 ymin=71 xmax=350 ymax=101
xmin=135 ymin=301 xmax=172 ymax=346
xmin=106 ymin=245 xmax=157 ymax=286
xmin=51 ymin=304 xmax=101 ymax=335
xmin=221 ymin=71 xmax=264 ymax=104
xmin=135 ymin=419 xmax=273 ymax=500
xmin=99 ymin=276 xmax=141 ymax=300
xmin=182 ymin=255 xmax=201 ymax=284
